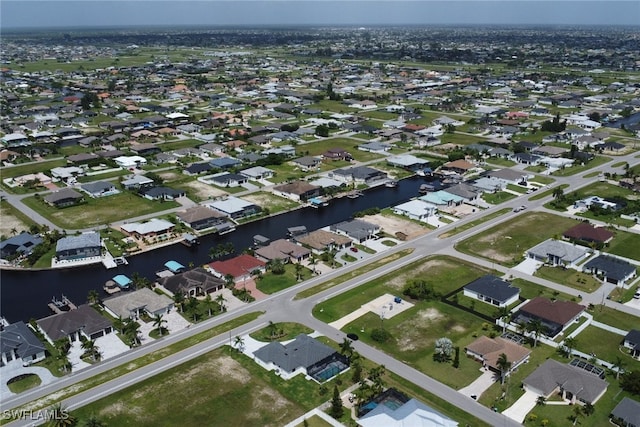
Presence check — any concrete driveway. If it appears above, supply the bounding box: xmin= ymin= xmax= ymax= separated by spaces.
xmin=0 ymin=360 xmax=58 ymax=401
xmin=512 ymin=257 xmax=542 ymax=275
xmin=502 ymin=389 xmax=539 ymax=423
xmin=458 ymin=369 xmax=497 ymax=399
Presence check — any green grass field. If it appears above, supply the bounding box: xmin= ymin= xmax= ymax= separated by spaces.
xmin=572 ymin=326 xmax=640 ymax=368
xmin=482 ymin=191 xmax=518 ymax=205
xmin=256 ymin=264 xmax=313 ymax=294
xmin=438 ymin=208 xmax=512 ymax=239
xmin=455 ymin=212 xmax=579 ymax=267
xmin=551 ymin=156 xmax=611 ymax=176
xmin=21 ymin=192 xmax=179 ymax=229
xmin=534 ymin=266 xmax=601 ymax=293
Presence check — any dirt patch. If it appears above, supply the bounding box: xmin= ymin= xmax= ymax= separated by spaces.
xmin=213 ymin=355 xmax=251 ymax=384
xmin=395 ymin=308 xmax=443 ymax=352
xmin=0 ymin=210 xmax=29 ymax=237
xmin=452 ymin=325 xmax=466 ymax=333
xmin=182 ymin=180 xmax=228 ymax=200
xmin=158 ymin=172 xmax=181 ymax=181
xmin=243 ymin=192 xmax=279 ymax=208
xmin=362 ymin=213 xmax=430 ymax=241
xmin=419 ymin=308 xmax=443 ymax=321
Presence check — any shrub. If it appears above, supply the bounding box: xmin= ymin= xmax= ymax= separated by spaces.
xmin=371 ymin=328 xmax=391 ymax=343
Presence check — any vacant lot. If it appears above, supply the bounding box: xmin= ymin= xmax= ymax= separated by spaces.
xmin=0 ymin=200 xmax=36 ymax=237
xmin=21 ymin=192 xmax=179 ymax=229
xmin=362 ymin=212 xmax=430 ymax=240
xmin=455 ymin=212 xmax=579 ymax=266
xmin=72 ymin=348 xmax=307 ymax=427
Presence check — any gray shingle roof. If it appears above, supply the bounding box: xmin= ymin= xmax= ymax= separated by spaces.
xmin=55 ymin=232 xmax=101 ymax=252
xmin=37 ymin=305 xmax=113 ymax=341
xmin=611 ymin=397 xmax=640 ymax=426
xmin=253 ymin=334 xmax=337 ymax=373
xmin=464 ymin=275 xmax=520 ymax=303
xmin=0 ymin=321 xmax=46 ymax=359
xmin=584 ymin=255 xmax=636 ymax=282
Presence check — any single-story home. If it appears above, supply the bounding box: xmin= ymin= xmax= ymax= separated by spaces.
xmin=208 ymin=254 xmax=266 ymax=281
xmin=526 ymin=239 xmax=590 ymax=267
xmin=121 ymin=218 xmax=175 ymax=240
xmin=0 ymin=232 xmax=43 ymax=260
xmin=272 ymin=181 xmax=321 ymax=202
xmin=206 ymin=196 xmax=262 ymax=220
xmin=562 ymin=222 xmax=614 ymax=245
xmin=176 ymin=206 xmax=232 ymax=231
xmin=583 ymin=254 xmax=636 ymax=286
xmin=253 ymin=334 xmax=348 ymax=381
xmin=37 ymin=304 xmax=113 ymax=343
xmin=204 ymin=172 xmax=248 ymax=188
xmin=240 ymin=166 xmax=274 ymax=181
xmin=512 ymin=297 xmax=585 ymax=338
xmin=141 ymin=186 xmax=185 ymax=201
xmin=392 ymin=199 xmax=438 ymax=222
xmin=293 ymin=229 xmax=352 ymax=253
xmin=254 ymin=239 xmax=310 ymax=263
xmin=463 ymin=275 xmax=520 ymax=307
xmin=358 ymin=394 xmax=458 ymax=427
xmin=331 ymin=166 xmax=388 ymax=185
xmin=291 ymin=156 xmax=321 ymax=171
xmin=330 ymin=219 xmax=380 ymax=243
xmin=358 ymin=141 xmax=392 ymax=153
xmin=121 ymin=174 xmax=154 ymax=190
xmin=0 ymin=321 xmax=47 ymax=366
xmin=623 ymin=329 xmax=640 ymax=360
xmin=55 ymin=232 xmax=101 ymax=261
xmin=465 ymin=336 xmax=531 ymax=375
xmin=80 ymin=181 xmax=120 ymax=198
xmin=522 ymin=359 xmax=608 ymax=405
xmin=102 ymin=288 xmax=174 ymax=320
xmin=610 ymin=397 xmax=640 ymax=427
xmin=44 ymin=188 xmax=84 ymax=208
xmin=114 ymin=155 xmax=147 ymax=169
xmin=156 ymin=267 xmax=225 ymax=297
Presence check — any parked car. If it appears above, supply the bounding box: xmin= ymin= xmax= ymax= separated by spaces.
xmin=350 ymin=247 xmax=358 ymax=253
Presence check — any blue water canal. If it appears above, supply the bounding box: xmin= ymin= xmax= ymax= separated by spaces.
xmin=0 ymin=176 xmax=436 ymax=323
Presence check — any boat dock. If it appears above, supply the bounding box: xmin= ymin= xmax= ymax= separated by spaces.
xmin=102 ymin=250 xmax=128 ymax=269
xmin=48 ymin=295 xmax=77 ymax=314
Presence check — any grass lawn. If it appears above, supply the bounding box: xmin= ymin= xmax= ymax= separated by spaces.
xmin=21 ymin=192 xmax=179 ymax=229
xmin=0 ymin=158 xmax=66 ymax=179
xmin=244 ymin=191 xmax=301 ymax=215
xmin=589 ymin=305 xmax=640 ymax=331
xmin=606 ymin=229 xmax=640 ymax=261
xmin=256 ymin=264 xmax=313 ymax=294
xmin=528 ymin=184 xmax=569 ymax=201
xmin=482 ymin=191 xmax=517 ymax=205
xmin=509 ymin=278 xmax=577 ymax=302
xmin=306 ymin=99 xmax=357 ymax=113
xmin=507 ymin=184 xmax=528 ymax=194
xmin=296 ymin=415 xmax=332 ymax=427
xmin=572 ymin=326 xmax=639 ymax=368
xmin=72 ymin=347 xmax=311 ymax=427
xmin=455 ymin=212 xmax=580 ymax=267
xmin=359 ymin=110 xmax=400 ymax=120
xmin=294 ymin=249 xmax=413 ymax=300
xmin=552 ymin=155 xmax=611 ymax=176
xmin=486 ymin=158 xmax=517 ymax=167
xmin=249 ymin=322 xmax=314 ymax=342
xmin=6 ymin=374 xmax=42 ymax=394
xmin=530 ymin=175 xmax=556 ymax=185
xmin=534 ymin=266 xmax=601 ymax=293
xmin=301 ymin=138 xmax=384 ymax=162
xmin=438 ymin=208 xmax=512 ymax=239
xmin=313 ymin=255 xmax=494 ymax=324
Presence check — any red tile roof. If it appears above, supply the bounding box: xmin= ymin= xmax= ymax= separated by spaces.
xmin=209 ymin=254 xmax=265 ymax=279
xmin=563 ymin=222 xmax=614 ymax=243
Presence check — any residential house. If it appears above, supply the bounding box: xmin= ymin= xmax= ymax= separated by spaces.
xmin=511 ymin=152 xmax=542 ymax=166
xmin=441 ymin=159 xmax=475 ymax=174
xmin=205 ymin=172 xmax=248 ymax=188
xmin=176 ymin=206 xmax=232 ymax=232
xmin=291 ymin=156 xmax=321 ymax=171
xmin=526 ymin=239 xmax=590 ymax=267
xmin=184 ymin=162 xmax=215 ymax=175
xmin=330 ymin=219 xmax=380 ymax=243
xmin=0 ymin=232 xmax=43 ymax=260
xmin=156 ymin=267 xmax=225 ymax=297
xmin=37 ymin=304 xmax=113 ymax=343
xmin=206 ymin=196 xmax=262 ymax=220
xmin=512 ymin=297 xmax=585 ymax=338
xmin=331 ymin=166 xmax=388 ymax=185
xmin=358 ymin=141 xmax=392 ymax=153
xmin=121 ymin=174 xmax=154 ymax=190
xmin=50 ymin=166 xmax=85 ymax=183
xmin=522 ymin=359 xmax=608 ymax=405
xmin=392 ymin=199 xmax=438 ymax=222
xmin=293 ymin=229 xmax=352 ymax=254
xmin=0 ymin=321 xmax=46 ymax=366
xmin=322 ymin=148 xmax=353 ymax=161
xmin=562 ymin=222 xmax=614 ymax=245
xmin=55 ymin=232 xmax=101 ymax=261
xmin=573 ymin=196 xmax=623 ymax=211
xmin=272 ymin=181 xmax=321 ymax=202
xmin=463 ymin=275 xmax=520 ymax=307
xmin=114 ymin=155 xmax=147 ymax=169
xmin=208 ymin=254 xmax=266 ymax=281
xmin=386 ymin=154 xmax=430 ymax=173
xmin=102 ymin=288 xmax=173 ymax=320
xmin=623 ymin=330 xmax=640 ymax=360
xmin=254 ymin=239 xmax=310 ymax=263
xmin=358 ymin=394 xmax=458 ymax=427
xmin=209 ymin=157 xmax=242 ymax=170
xmin=121 ymin=218 xmax=175 ymax=241
xmin=141 ymin=186 xmax=185 ymax=201
xmin=465 ymin=336 xmax=530 ymax=375
xmin=443 ymin=183 xmax=482 ymax=204
xmin=610 ymin=397 xmax=640 ymax=427
xmin=253 ymin=334 xmax=348 ymax=381
xmin=80 ymin=181 xmax=120 ymax=198
xmin=583 ymin=255 xmax=636 ymax=286
xmin=240 ymin=166 xmax=274 ymax=181
xmin=419 ymin=191 xmax=464 ymax=207
xmin=485 ymin=169 xmax=530 ymax=185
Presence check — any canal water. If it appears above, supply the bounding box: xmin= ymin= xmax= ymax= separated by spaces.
xmin=1 ymin=176 xmax=436 ymax=322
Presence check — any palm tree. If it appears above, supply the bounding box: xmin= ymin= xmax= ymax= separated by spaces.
xmin=81 ymin=339 xmax=100 ymax=362
xmin=368 ymin=365 xmax=386 ymax=394
xmin=58 ymin=355 xmax=72 ymax=374
xmin=152 ymin=313 xmax=166 ymax=336
xmin=82 ymin=414 xmax=106 ymax=427
xmin=339 ymin=337 xmax=354 ymax=359
xmin=612 ymin=356 xmax=626 ymax=380
xmin=233 ymin=335 xmax=245 ymax=352
xmin=46 ymin=402 xmax=77 ymax=427
xmin=224 ymin=274 xmax=235 ymax=288
xmin=295 ymin=262 xmax=303 ymax=281
xmin=563 ymin=337 xmax=577 ymax=358
xmin=87 ymin=290 xmax=101 ymax=306
xmin=123 ymin=320 xmax=141 ymax=347
xmin=173 ymin=291 xmax=185 ymax=313
xmin=203 ymin=294 xmax=215 ymax=317
xmin=571 ymin=404 xmax=583 ymax=426
xmin=309 ymin=254 xmax=318 ymax=275
xmin=267 ymin=321 xmax=279 ymax=340
xmin=10 ymin=227 xmax=17 ymax=236
xmin=536 ymin=396 xmax=547 ymax=406
xmin=215 ymin=293 xmax=226 ymax=312
xmin=582 ymin=402 xmax=594 ymax=417
xmin=527 ymin=319 xmax=544 ymax=347
xmin=496 ymin=306 xmax=510 ymax=333
xmin=496 ymin=353 xmax=511 ymax=385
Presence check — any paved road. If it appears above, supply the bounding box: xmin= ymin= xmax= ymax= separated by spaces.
xmin=3 ymin=151 xmax=640 ymax=426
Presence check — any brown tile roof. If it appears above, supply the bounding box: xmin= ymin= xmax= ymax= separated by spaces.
xmin=563 ymin=222 xmax=614 ymax=243
xmin=294 ymin=230 xmax=352 ymax=251
xmin=443 ymin=159 xmax=475 ymax=171
xmin=520 ymin=297 xmax=585 ymax=326
xmin=176 ymin=206 xmax=225 ymax=223
xmin=273 ymin=181 xmax=319 ymax=195
xmin=466 ymin=336 xmax=531 ymax=370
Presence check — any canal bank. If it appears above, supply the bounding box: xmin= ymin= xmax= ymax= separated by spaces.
xmin=0 ymin=176 xmax=432 ymax=323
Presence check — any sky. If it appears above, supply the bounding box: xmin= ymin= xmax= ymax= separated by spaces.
xmin=1 ymin=1 xmax=639 ymax=29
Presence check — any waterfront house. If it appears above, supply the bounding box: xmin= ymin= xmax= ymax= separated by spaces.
xmin=293 ymin=229 xmax=352 ymax=254
xmin=37 ymin=304 xmax=113 ymax=343
xmin=255 ymin=239 xmax=310 ymax=263
xmin=0 ymin=232 xmax=43 ymax=260
xmin=102 ymin=288 xmax=174 ymax=320
xmin=392 ymin=199 xmax=438 ymax=222
xmin=273 ymin=181 xmax=321 ymax=202
xmin=156 ymin=267 xmax=225 ymax=297
xmin=121 ymin=218 xmax=174 ymax=241
xmin=55 ymin=232 xmax=101 ymax=261
xmin=208 ymin=254 xmax=266 ymax=281
xmin=330 ymin=219 xmax=380 ymax=243
xmin=463 ymin=275 xmax=520 ymax=307
xmin=331 ymin=166 xmax=388 ymax=185
xmin=206 ymin=196 xmax=262 ymax=220
xmin=176 ymin=205 xmax=231 ymax=232
xmin=0 ymin=321 xmax=46 ymax=366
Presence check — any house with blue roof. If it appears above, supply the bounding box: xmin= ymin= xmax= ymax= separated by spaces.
xmin=419 ymin=191 xmax=463 ymax=207
xmin=55 ymin=232 xmax=101 ymax=261
xmin=0 ymin=232 xmax=43 ymax=260
xmin=209 ymin=157 xmax=241 ymax=169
